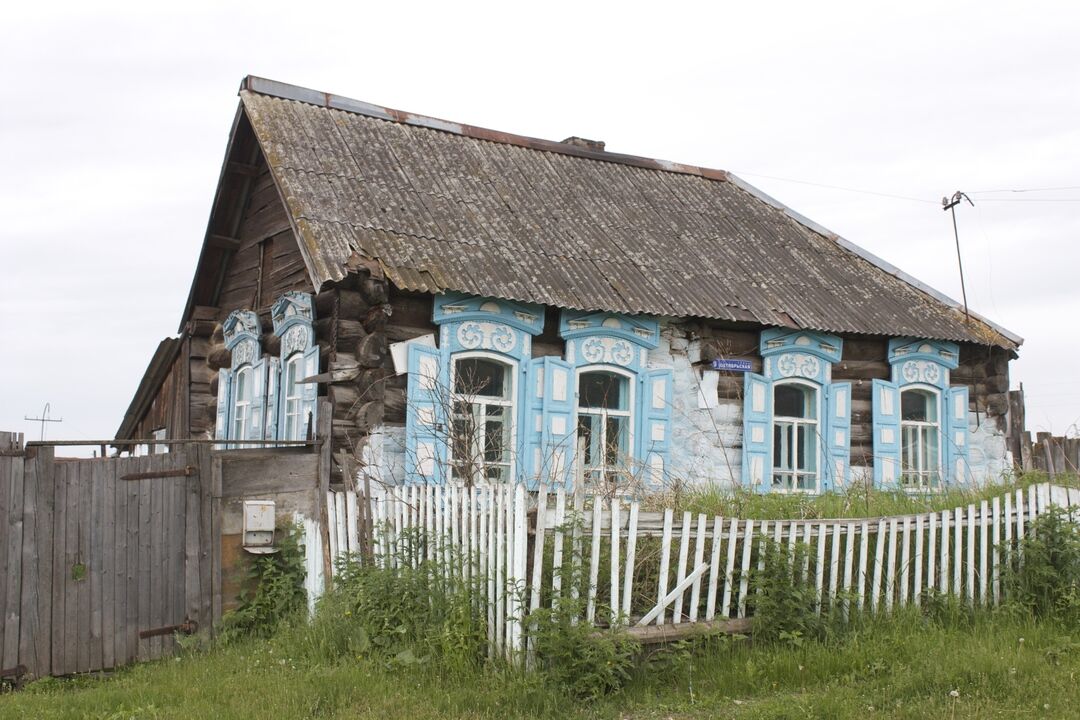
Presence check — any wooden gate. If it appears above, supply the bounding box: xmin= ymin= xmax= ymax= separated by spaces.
xmin=1 ymin=432 xmax=217 ymax=679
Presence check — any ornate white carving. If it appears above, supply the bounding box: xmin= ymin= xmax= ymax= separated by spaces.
xmin=775 ymin=352 xmax=821 ymax=379
xmin=581 ymin=337 xmax=634 ymax=366
xmin=282 ymin=324 xmax=310 ymax=357
xmin=456 ymin=321 xmax=517 ymax=353
xmin=513 ymin=311 xmax=537 ymax=325
xmin=232 ymin=339 xmax=256 ymax=368
xmin=901 ymin=359 xmax=942 ymax=385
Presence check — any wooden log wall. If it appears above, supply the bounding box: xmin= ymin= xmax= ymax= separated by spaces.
xmin=692 ymin=323 xmax=1013 ymax=470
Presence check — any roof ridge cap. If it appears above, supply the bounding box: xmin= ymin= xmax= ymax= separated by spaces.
xmin=239 ymin=75 xmax=733 ymax=182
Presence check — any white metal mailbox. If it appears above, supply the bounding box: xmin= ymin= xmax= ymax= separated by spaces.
xmin=243 ymin=499 xmax=277 ymax=553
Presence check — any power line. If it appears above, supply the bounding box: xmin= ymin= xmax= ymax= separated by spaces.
xmin=968 ymin=198 xmax=1080 ymax=203
xmin=967 ymin=185 xmax=1080 ymax=194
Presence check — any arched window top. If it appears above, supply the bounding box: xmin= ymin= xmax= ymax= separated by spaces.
xmin=901 ymin=387 xmax=939 ymax=423
xmin=453 ymin=356 xmax=512 ymax=400
xmin=774 ymin=382 xmax=816 ymax=420
xmin=223 ymin=309 xmax=261 ymax=368
xmin=578 ymin=369 xmax=630 ymax=411
xmin=272 ymin=291 xmax=315 ymax=358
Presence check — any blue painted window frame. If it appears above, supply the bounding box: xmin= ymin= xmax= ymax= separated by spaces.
xmin=271 ymin=292 xmax=318 ymax=442
xmin=742 ymin=329 xmax=851 ymax=493
xmin=873 ymin=338 xmax=969 ymax=489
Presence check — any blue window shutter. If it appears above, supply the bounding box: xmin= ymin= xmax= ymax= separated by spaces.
xmin=872 ymin=378 xmax=901 ymax=486
xmin=541 ymin=357 xmax=575 ymax=489
xmin=742 ymin=372 xmax=771 ymax=490
xmin=824 ymin=382 xmax=852 ymax=491
xmin=299 ymin=344 xmax=320 ymax=440
xmin=214 ymin=369 xmax=232 ymax=447
xmin=944 ymin=386 xmax=970 ymax=484
xmin=406 ymin=342 xmax=446 ymax=484
xmin=637 ymin=368 xmax=673 ymax=490
xmin=247 ymin=358 xmax=268 ymax=441
xmin=265 ymin=357 xmax=280 ymax=442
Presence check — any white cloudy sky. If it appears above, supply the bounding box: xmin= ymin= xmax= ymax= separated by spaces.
xmin=2 ymin=1 xmax=1078 ymax=449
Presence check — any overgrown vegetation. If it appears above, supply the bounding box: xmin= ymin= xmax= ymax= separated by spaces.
xmin=668 ymin=471 xmax=1069 ymax=521
xmin=217 ymin=523 xmax=307 ymax=643
xmin=1003 ymin=505 xmax=1080 ymax=621
xmin=8 ymin=477 xmax=1080 ymax=718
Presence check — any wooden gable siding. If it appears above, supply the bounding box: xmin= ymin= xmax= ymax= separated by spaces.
xmin=215 ymin=157 xmax=312 ymax=318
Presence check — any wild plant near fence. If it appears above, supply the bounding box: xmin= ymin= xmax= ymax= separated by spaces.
xmin=325 ymin=481 xmax=1079 ymax=666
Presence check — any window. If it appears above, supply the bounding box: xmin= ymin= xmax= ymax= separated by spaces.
xmin=576 ymin=369 xmax=632 ymax=490
xmin=873 ymin=338 xmax=967 ymax=488
xmin=743 ymin=330 xmax=847 ymax=493
xmin=450 ymin=355 xmax=515 ymax=484
xmin=900 ymin=388 xmax=940 ymax=490
xmin=151 ymin=427 xmax=168 ymax=455
xmin=232 ymin=365 xmax=253 ymax=441
xmin=282 ymin=353 xmax=306 ymax=440
xmin=771 ymin=382 xmax=818 ymax=492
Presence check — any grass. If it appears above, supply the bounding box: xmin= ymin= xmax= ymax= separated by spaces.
xmin=664 ymin=471 xmax=1075 ymax=521
xmin=4 ymin=609 xmax=1080 ymax=719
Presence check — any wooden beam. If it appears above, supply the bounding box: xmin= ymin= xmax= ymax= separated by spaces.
xmin=207 ymin=234 xmax=241 ymax=251
xmin=622 ymin=617 xmax=751 ymax=646
xmin=226 ymin=161 xmax=261 ymax=177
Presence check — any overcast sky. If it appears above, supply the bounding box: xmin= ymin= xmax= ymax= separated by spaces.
xmin=2 ymin=1 xmax=1078 ymax=452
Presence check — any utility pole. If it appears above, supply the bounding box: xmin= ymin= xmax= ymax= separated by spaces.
xmin=942 ymin=191 xmax=974 ymax=325
xmin=25 ymin=402 xmax=63 ymax=441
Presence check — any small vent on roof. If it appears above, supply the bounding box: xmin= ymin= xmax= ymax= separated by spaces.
xmin=561 ymin=136 xmax=605 ymax=152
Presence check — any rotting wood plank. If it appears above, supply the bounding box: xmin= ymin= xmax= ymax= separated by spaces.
xmin=125 ymin=457 xmax=140 ymax=665
xmin=49 ymin=461 xmax=67 ymax=675
xmin=0 ymin=452 xmax=9 ymax=670
xmin=3 ymin=449 xmax=25 ymax=672
xmin=101 ymin=458 xmax=115 ymax=671
xmin=137 ymin=469 xmax=152 ymax=662
xmin=624 ymin=616 xmax=752 ymax=645
xmin=17 ymin=450 xmax=41 ymax=676
xmin=65 ymin=461 xmax=80 ymax=674
xmin=35 ymin=448 xmax=55 ymax=677
xmin=89 ymin=459 xmax=104 ymax=672
xmin=184 ymin=449 xmax=201 ymax=643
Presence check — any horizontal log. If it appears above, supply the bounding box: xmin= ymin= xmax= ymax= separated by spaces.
xmin=206 ymin=344 xmax=231 ymax=371
xmin=622 ymin=617 xmax=752 ymax=645
xmin=358 ymin=274 xmax=389 ymax=305
xmin=385 ymin=324 xmax=436 ymax=342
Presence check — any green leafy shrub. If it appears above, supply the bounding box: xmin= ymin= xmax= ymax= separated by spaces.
xmin=750 ymin=538 xmax=825 ymax=645
xmin=219 ymin=523 xmax=307 ymax=642
xmin=526 ymin=598 xmax=638 ymax=699
xmin=1004 ymin=506 xmax=1080 ymax=622
xmin=293 ymin=531 xmax=488 ymax=672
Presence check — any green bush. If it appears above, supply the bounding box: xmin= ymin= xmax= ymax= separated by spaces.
xmin=1004 ymin=506 xmax=1080 ymax=622
xmin=218 ymin=523 xmax=307 ymax=642
xmin=526 ymin=598 xmax=638 ymax=699
xmin=750 ymin=538 xmax=827 ymax=646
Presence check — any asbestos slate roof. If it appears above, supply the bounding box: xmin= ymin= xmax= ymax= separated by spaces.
xmin=237 ymin=77 xmax=1020 ymax=349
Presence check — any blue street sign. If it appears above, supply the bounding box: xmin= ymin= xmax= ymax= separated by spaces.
xmin=711 ymin=358 xmax=752 ymax=372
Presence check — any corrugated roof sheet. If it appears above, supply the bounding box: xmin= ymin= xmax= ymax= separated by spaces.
xmin=239 ymin=77 xmax=1020 ymax=349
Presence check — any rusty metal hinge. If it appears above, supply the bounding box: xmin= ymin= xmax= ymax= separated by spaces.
xmin=138 ymin=619 xmax=198 ymax=639
xmin=121 ymin=466 xmax=196 ymax=481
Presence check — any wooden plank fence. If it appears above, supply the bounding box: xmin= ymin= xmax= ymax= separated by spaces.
xmin=325 ymin=481 xmax=1080 ymax=663
xmin=1 ymin=432 xmax=217 ymax=679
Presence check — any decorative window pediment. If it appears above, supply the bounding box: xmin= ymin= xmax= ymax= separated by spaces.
xmin=223 ymin=310 xmax=262 ymax=369
xmin=272 ymin=291 xmax=318 ymax=442
xmin=559 ymin=311 xmax=660 ymax=372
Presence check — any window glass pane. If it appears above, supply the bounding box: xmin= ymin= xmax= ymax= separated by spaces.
xmin=797 ymin=424 xmax=816 ymax=472
xmin=484 ymin=406 xmax=508 ymax=463
xmin=774 ymin=384 xmax=813 ymax=419
xmin=578 ymin=371 xmax=628 ymax=410
xmin=901 ymin=390 xmax=930 ymax=422
xmin=577 ymin=414 xmax=600 ymax=467
xmin=604 ymin=415 xmax=629 ymax=467
xmin=454 ymin=357 xmax=508 ymax=398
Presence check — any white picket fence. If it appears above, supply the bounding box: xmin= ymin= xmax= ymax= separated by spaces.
xmin=324 ymin=482 xmax=1080 ymax=660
